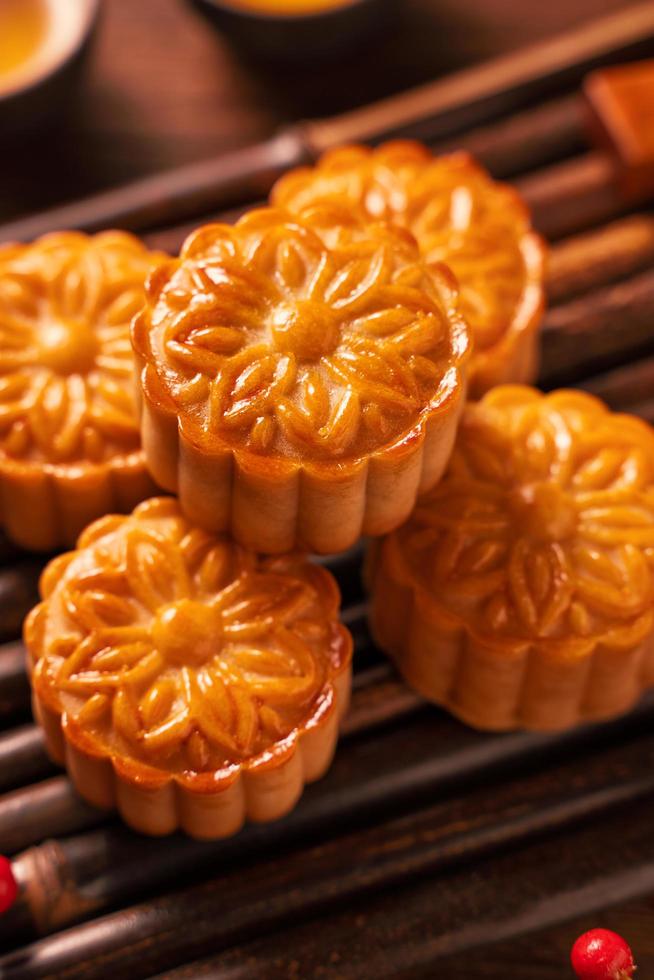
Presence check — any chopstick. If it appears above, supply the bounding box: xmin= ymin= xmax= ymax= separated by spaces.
xmin=1 ymin=3 xmax=654 ymax=244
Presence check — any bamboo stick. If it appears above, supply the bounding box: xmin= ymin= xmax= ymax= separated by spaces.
xmin=147 ymin=144 xmax=627 ymax=261
xmin=0 ymin=644 xmax=30 ymax=725
xmin=147 ymin=135 xmax=639 ymax=262
xmin=3 ymin=722 xmax=654 ymax=976
xmin=0 ymin=133 xmax=308 ymax=245
xmin=145 ymin=93 xmax=587 ymax=257
xmin=0 ymin=779 xmax=103 ymax=856
xmin=0 ymin=727 xmax=51 ymax=795
xmin=0 ymin=561 xmax=41 ymax=645
xmin=579 ymin=355 xmax=654 ymax=411
xmin=539 ymin=266 xmax=654 ymax=385
xmin=547 ymin=212 xmax=654 ymax=303
xmin=517 ymin=151 xmax=623 ymax=241
xmin=152 ymin=795 xmax=654 ymax=980
xmin=2 ymin=3 xmax=653 ymax=245
xmin=304 ymin=3 xmax=654 ymax=150
xmin=433 ymin=93 xmax=583 ymax=179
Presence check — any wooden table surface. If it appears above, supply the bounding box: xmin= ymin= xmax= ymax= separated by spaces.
xmin=0 ymin=0 xmax=635 ymax=223
xmin=2 ymin=1 xmax=654 ymax=977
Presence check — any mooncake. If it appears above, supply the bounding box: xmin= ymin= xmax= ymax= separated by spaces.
xmin=272 ymin=142 xmax=546 ymax=397
xmin=132 ymin=204 xmax=470 ymax=554
xmin=368 ymin=386 xmax=654 ymax=731
xmin=26 ymin=496 xmax=352 ymax=838
xmin=0 ymin=231 xmax=162 ymax=551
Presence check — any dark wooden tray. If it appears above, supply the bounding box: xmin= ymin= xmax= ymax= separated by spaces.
xmin=2 ymin=9 xmax=654 ymax=978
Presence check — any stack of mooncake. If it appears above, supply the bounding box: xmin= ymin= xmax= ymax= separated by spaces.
xmin=4 ymin=140 xmax=653 ymax=840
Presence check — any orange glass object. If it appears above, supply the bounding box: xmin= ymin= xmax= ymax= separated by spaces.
xmin=0 ymin=0 xmax=47 ymax=90
xmin=585 ymin=61 xmax=654 ymax=200
xmin=132 ymin=205 xmax=470 ymax=554
xmin=0 ymin=231 xmax=163 ymax=551
xmin=368 ymin=386 xmax=654 ymax=731
xmin=272 ymin=142 xmax=546 ymax=398
xmin=26 ymin=496 xmax=353 ymax=838
xmin=222 ymin=0 xmax=354 ymax=11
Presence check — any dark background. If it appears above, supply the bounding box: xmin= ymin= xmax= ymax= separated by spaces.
xmin=0 ymin=0 xmax=636 ymax=222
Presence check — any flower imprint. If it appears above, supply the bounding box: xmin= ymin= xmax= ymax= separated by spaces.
xmin=0 ymin=232 xmax=162 ymax=464
xmin=32 ymin=497 xmax=350 ymax=771
xmin=136 ymin=205 xmax=469 ymax=462
xmin=397 ymin=388 xmax=654 ymax=646
xmin=272 ymin=143 xmax=545 ymax=387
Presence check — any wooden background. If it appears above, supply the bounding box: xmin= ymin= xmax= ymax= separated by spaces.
xmin=2 ymin=1 xmax=654 ymax=977
xmin=0 ymin=0 xmax=635 ymax=222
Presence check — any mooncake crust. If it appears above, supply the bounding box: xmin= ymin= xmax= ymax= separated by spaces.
xmin=26 ymin=497 xmax=353 ymax=838
xmin=133 ymin=205 xmax=470 ymax=554
xmin=0 ymin=231 xmax=162 ymax=551
xmin=272 ymin=142 xmax=546 ymax=398
xmin=368 ymin=386 xmax=654 ymax=731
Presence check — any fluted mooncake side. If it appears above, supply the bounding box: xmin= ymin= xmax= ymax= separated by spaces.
xmin=369 ymin=386 xmax=654 ymax=731
xmin=132 ymin=205 xmax=470 ymax=554
xmin=272 ymin=141 xmax=546 ymax=398
xmin=0 ymin=231 xmax=163 ymax=550
xmin=26 ymin=497 xmax=353 ymax=838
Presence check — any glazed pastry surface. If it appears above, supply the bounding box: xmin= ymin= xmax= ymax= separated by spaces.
xmin=132 ymin=205 xmax=469 ymax=554
xmin=272 ymin=143 xmax=545 ymax=395
xmin=369 ymin=387 xmax=654 ymax=731
xmin=0 ymin=231 xmax=157 ymax=464
xmin=136 ymin=205 xmax=468 ymax=463
xmin=398 ymin=387 xmax=654 ymax=649
xmin=28 ymin=497 xmax=350 ymax=775
xmin=0 ymin=231 xmax=163 ymax=550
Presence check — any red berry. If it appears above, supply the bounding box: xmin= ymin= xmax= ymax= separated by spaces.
xmin=571 ymin=928 xmax=636 ymax=979
xmin=0 ymin=856 xmax=17 ymax=915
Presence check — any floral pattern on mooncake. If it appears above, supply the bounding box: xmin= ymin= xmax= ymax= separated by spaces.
xmin=272 ymin=142 xmax=545 ymax=396
xmin=0 ymin=232 xmax=162 ymax=549
xmin=132 ymin=206 xmax=470 ymax=554
xmin=26 ymin=497 xmax=352 ymax=837
xmin=369 ymin=387 xmax=654 ymax=732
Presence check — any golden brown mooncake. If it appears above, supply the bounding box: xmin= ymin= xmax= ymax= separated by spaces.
xmin=132 ymin=204 xmax=470 ymax=555
xmin=0 ymin=231 xmax=162 ymax=551
xmin=368 ymin=386 xmax=654 ymax=732
xmin=272 ymin=141 xmax=546 ymax=398
xmin=25 ymin=496 xmax=353 ymax=838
